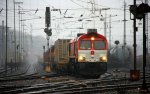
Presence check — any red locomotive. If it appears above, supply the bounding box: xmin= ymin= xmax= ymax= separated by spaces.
xmin=68 ymin=29 xmax=108 ymax=77
xmin=44 ymin=29 xmax=108 ymax=78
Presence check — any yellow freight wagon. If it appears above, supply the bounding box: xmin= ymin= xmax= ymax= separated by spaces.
xmin=52 ymin=39 xmax=70 ymax=72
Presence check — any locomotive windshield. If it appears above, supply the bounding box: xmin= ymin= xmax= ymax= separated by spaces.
xmin=80 ymin=40 xmax=91 ymax=50
xmin=80 ymin=40 xmax=106 ymax=50
xmin=94 ymin=40 xmax=105 ymax=49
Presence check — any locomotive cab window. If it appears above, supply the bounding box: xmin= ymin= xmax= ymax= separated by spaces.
xmin=80 ymin=40 xmax=91 ymax=50
xmin=94 ymin=40 xmax=105 ymax=50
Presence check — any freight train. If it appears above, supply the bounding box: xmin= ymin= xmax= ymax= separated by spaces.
xmin=44 ymin=29 xmax=108 ymax=78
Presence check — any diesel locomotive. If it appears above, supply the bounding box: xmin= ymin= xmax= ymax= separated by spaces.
xmin=44 ymin=29 xmax=108 ymax=77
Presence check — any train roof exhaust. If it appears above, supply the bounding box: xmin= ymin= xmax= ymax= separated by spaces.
xmin=87 ymin=29 xmax=97 ymax=34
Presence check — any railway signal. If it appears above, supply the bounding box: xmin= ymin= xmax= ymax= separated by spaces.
xmin=44 ymin=28 xmax=52 ymax=36
xmin=44 ymin=7 xmax=52 ymax=36
xmin=130 ymin=3 xmax=150 ymax=93
xmin=130 ymin=3 xmax=150 ymax=19
xmin=45 ymin=7 xmax=51 ymax=27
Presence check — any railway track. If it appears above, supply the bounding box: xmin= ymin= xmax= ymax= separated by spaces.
xmin=1 ymin=78 xmax=149 ymax=94
xmin=0 ymin=64 xmax=31 ymax=80
xmin=1 ymin=73 xmax=150 ymax=94
xmin=30 ymin=83 xmax=150 ymax=94
xmin=1 ymin=65 xmax=150 ymax=94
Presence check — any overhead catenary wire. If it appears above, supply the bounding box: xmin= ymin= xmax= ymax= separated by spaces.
xmin=0 ymin=8 xmax=4 ymax=14
xmin=72 ymin=0 xmax=131 ymax=11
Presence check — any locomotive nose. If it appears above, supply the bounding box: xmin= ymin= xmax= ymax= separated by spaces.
xmin=91 ymin=50 xmax=94 ymax=57
xmin=91 ymin=50 xmax=94 ymax=55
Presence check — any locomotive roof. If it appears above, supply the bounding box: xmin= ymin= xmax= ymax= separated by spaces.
xmin=69 ymin=32 xmax=107 ymax=43
xmin=77 ymin=32 xmax=107 ymax=41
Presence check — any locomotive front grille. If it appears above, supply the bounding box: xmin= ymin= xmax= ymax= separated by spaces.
xmin=78 ymin=50 xmax=107 ymax=62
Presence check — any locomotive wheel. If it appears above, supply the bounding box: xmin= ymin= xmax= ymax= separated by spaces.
xmin=68 ymin=62 xmax=74 ymax=75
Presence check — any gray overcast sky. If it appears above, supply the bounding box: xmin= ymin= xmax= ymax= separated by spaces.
xmin=0 ymin=0 xmax=132 ymax=35
xmin=0 ymin=0 xmax=149 ymax=55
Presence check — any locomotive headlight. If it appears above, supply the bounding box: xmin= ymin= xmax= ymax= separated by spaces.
xmin=100 ymin=56 xmax=107 ymax=62
xmin=91 ymin=37 xmax=95 ymax=40
xmin=79 ymin=56 xmax=83 ymax=61
xmin=78 ymin=54 xmax=86 ymax=62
